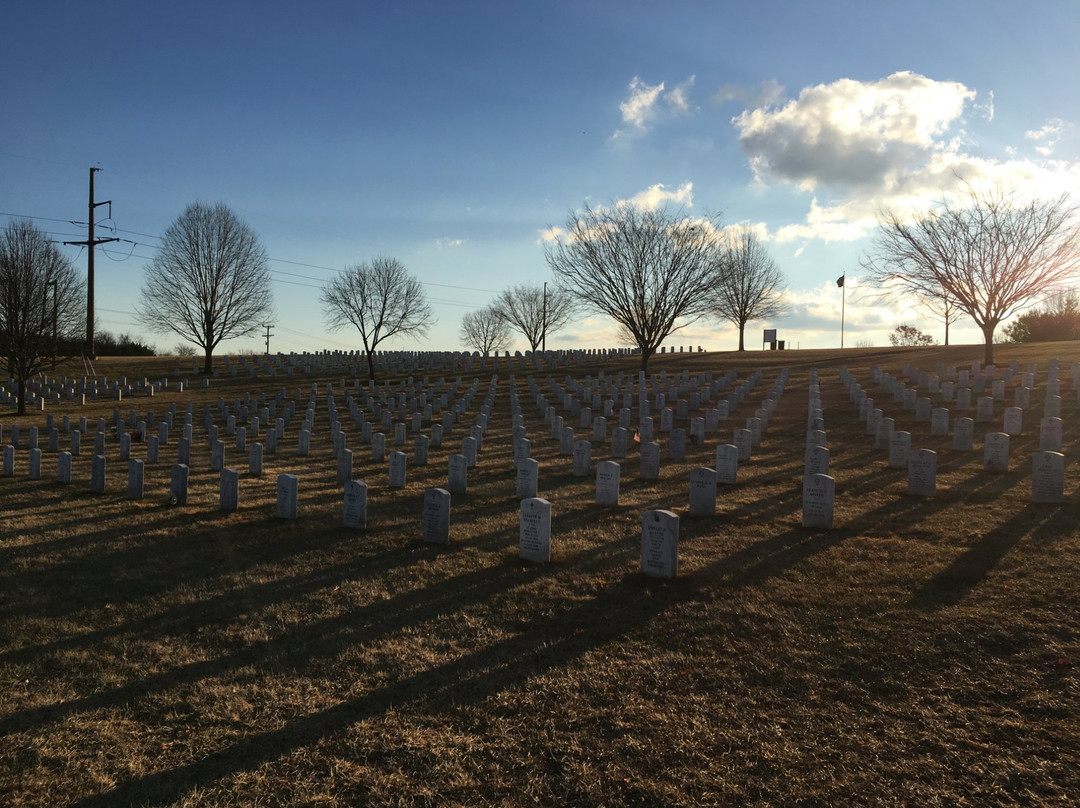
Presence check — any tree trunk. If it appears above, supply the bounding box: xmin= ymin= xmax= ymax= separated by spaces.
xmin=981 ymin=322 xmax=997 ymax=365
xmin=737 ymin=323 xmax=746 ymax=352
xmin=639 ymin=345 xmax=655 ymax=374
xmin=16 ymin=375 xmax=27 ymax=415
xmin=203 ymin=350 xmax=213 ymax=376
xmin=366 ymin=347 xmax=377 ymax=382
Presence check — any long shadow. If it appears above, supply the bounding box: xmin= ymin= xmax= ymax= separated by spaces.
xmin=910 ymin=501 xmax=1075 ymax=609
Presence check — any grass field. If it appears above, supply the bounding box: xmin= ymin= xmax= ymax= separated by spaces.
xmin=1 ymin=344 xmax=1078 ymax=806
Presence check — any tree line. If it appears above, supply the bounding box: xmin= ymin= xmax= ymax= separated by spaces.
xmin=4 ymin=181 xmax=1078 ymax=411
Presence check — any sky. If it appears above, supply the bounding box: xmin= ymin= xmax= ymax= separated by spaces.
xmin=2 ymin=1 xmax=1079 ymax=356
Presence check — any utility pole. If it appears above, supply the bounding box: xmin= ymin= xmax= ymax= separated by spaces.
xmin=542 ymin=281 xmax=548 ymax=353
xmin=64 ymin=167 xmax=118 ymax=358
xmin=262 ymin=323 xmax=274 ymax=354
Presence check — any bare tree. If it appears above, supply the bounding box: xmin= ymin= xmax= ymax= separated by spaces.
xmin=921 ymin=288 xmax=960 ymax=347
xmin=544 ymin=203 xmax=727 ymax=372
xmin=711 ymin=229 xmax=788 ymax=351
xmin=491 ymin=283 xmax=575 ymax=352
xmin=321 ymin=256 xmax=434 ymax=381
xmin=0 ymin=220 xmax=84 ymax=414
xmin=459 ymin=305 xmax=512 ymax=354
xmin=861 ymin=185 xmax=1080 ymax=364
xmin=137 ymin=202 xmax=274 ymax=374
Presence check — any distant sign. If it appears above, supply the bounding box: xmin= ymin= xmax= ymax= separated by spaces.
xmin=763 ymin=329 xmax=777 ymax=343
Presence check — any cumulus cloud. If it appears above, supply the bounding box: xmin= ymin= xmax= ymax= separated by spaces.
xmin=734 ymin=71 xmax=975 ymax=192
xmin=666 ymin=76 xmax=697 ymax=114
xmin=434 ymin=237 xmax=465 ymax=249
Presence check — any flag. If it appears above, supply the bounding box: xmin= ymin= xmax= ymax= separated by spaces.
xmin=836 ymin=275 xmax=845 ymax=288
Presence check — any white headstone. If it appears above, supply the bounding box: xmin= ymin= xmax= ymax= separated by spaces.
xmin=983 ymin=432 xmax=1010 ymax=473
xmin=170 ymin=463 xmax=189 ymax=505
xmin=389 ymin=451 xmax=407 ymax=488
xmin=249 ymin=442 xmax=263 ymax=476
xmin=220 ymin=467 xmax=239 ymax=511
xmin=887 ymin=431 xmax=911 ymax=469
xmin=953 ymin=417 xmax=974 ymax=451
xmin=639 ymin=441 xmax=660 ymax=480
xmin=640 ymin=509 xmax=679 ymax=578
xmin=715 ymin=444 xmax=738 ymax=485
xmin=127 ymin=458 xmax=143 ymax=499
xmin=907 ymin=449 xmax=937 ymax=497
xmin=447 ymin=454 xmax=468 ymax=494
xmin=58 ymin=450 xmax=72 ymax=483
xmin=572 ymin=439 xmax=591 ymax=476
xmin=519 ymin=497 xmax=552 ymax=563
xmin=804 ymin=445 xmax=829 ymax=477
xmin=1003 ymin=406 xmax=1023 ymax=437
xmin=516 ymin=457 xmax=539 ymax=499
xmin=1039 ymin=416 xmax=1063 ymax=452
xmin=90 ymin=454 xmax=106 ymax=494
xmin=801 ymin=474 xmax=835 ymax=529
xmin=733 ymin=428 xmax=752 ymax=462
xmin=276 ymin=473 xmax=298 ymax=518
xmin=422 ymin=487 xmax=451 ymax=543
xmin=688 ymin=467 xmax=718 ymax=517
xmin=343 ymin=479 xmax=368 ymax=528
xmin=1031 ymin=451 xmax=1065 ymax=504
xmin=595 ymin=460 xmax=620 ymax=505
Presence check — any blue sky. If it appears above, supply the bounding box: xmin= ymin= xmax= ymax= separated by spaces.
xmin=3 ymin=1 xmax=1078 ymax=355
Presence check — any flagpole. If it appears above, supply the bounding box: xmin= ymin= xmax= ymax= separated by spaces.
xmin=841 ymin=279 xmax=846 ymax=349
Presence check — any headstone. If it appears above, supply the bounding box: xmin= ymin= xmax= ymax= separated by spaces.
xmin=1039 ymin=417 xmax=1063 ymax=452
xmin=414 ymin=434 xmax=429 ymax=466
xmin=516 ymin=457 xmax=539 ymax=499
xmin=170 ymin=463 xmax=189 ymax=505
xmin=668 ymin=428 xmax=687 ymax=461
xmin=337 ymin=447 xmax=353 ymax=484
xmin=1003 ymin=406 xmax=1023 ymax=436
xmin=733 ymin=428 xmax=752 ymax=462
xmin=801 ymin=474 xmax=835 ymax=529
xmin=127 ymin=458 xmax=144 ymax=498
xmin=90 ymin=454 xmax=106 ymax=494
xmin=640 ymin=509 xmax=679 ymax=578
xmin=220 ymin=468 xmax=239 ymax=511
xmin=639 ymin=441 xmax=660 ymax=480
xmin=611 ymin=427 xmax=628 ymax=458
xmin=976 ymin=396 xmax=994 ymax=423
xmin=888 ymin=431 xmax=911 ymax=469
xmin=907 ymin=449 xmax=937 ymax=497
xmin=983 ymin=432 xmax=1010 ymax=473
xmin=211 ymin=439 xmax=225 ymax=471
xmin=595 ymin=460 xmax=620 ymax=505
xmin=519 ymin=497 xmax=552 ymax=563
xmin=343 ymin=479 xmax=368 ymax=528
xmin=249 ymin=442 xmax=263 ymax=476
xmin=447 ymin=454 xmax=468 ymax=494
xmin=953 ymin=417 xmax=974 ymax=452
xmin=389 ymin=451 xmax=407 ymax=488
xmin=930 ymin=408 xmax=950 ymax=437
xmin=688 ymin=467 xmax=717 ymax=517
xmin=371 ymin=432 xmax=385 ymax=461
xmin=422 ymin=487 xmax=451 ymax=543
xmin=57 ymin=450 xmax=72 ymax=484
xmin=1031 ymin=451 xmax=1065 ymax=504
xmin=462 ymin=435 xmax=478 ymax=468
xmin=715 ymin=444 xmax=738 ymax=485
xmin=572 ymin=439 xmax=591 ymax=476
xmin=804 ymin=445 xmax=829 ymax=477
xmin=276 ymin=473 xmax=299 ymax=518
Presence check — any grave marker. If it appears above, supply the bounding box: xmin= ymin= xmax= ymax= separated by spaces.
xmin=640 ymin=509 xmax=679 ymax=579
xmin=595 ymin=460 xmax=620 ymax=505
xmin=422 ymin=487 xmax=451 ymax=543
xmin=343 ymin=479 xmax=368 ymax=528
xmin=688 ymin=467 xmax=717 ymax=517
xmin=907 ymin=449 xmax=936 ymax=497
xmin=276 ymin=473 xmax=299 ymax=518
xmin=519 ymin=497 xmax=552 ymax=563
xmin=801 ymin=474 xmax=835 ymax=529
xmin=1031 ymin=451 xmax=1065 ymax=504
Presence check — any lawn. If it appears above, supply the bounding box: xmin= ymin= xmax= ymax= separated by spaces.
xmin=1 ymin=344 xmax=1077 ymax=806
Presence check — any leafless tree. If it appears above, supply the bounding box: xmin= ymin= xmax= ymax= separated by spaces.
xmin=459 ymin=305 xmax=512 ymax=354
xmin=491 ymin=283 xmax=575 ymax=352
xmin=544 ymin=203 xmax=727 ymax=372
xmin=321 ymin=256 xmax=434 ymax=381
xmin=921 ymin=288 xmax=960 ymax=347
xmin=861 ymin=185 xmax=1080 ymax=364
xmin=710 ymin=229 xmax=788 ymax=351
xmin=0 ymin=220 xmax=85 ymax=414
xmin=137 ymin=202 xmax=274 ymax=374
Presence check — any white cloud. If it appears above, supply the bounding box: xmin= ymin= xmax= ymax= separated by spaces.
xmin=666 ymin=75 xmax=696 ymax=114
xmin=615 ymin=77 xmax=665 ymax=137
xmin=620 ymin=181 xmax=694 ymax=211
xmin=733 ymin=71 xmax=975 ymax=192
xmin=434 ymin=237 xmax=465 ymax=249
xmin=1025 ymin=117 xmax=1068 ymax=155
xmin=613 ymin=74 xmax=698 ymax=139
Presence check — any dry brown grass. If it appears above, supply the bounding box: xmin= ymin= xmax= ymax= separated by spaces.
xmin=1 ymin=344 xmax=1078 ymax=806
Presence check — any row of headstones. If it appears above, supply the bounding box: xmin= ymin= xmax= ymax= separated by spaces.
xmin=871 ymin=366 xmax=1067 ymax=422
xmin=839 ymin=368 xmax=1067 ymax=502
